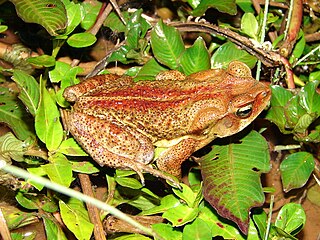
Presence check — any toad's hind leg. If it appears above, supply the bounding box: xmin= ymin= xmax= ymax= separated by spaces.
xmin=67 ymin=111 xmax=179 ymax=186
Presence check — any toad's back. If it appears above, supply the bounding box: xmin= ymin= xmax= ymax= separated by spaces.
xmin=73 ymin=74 xmax=261 ymax=140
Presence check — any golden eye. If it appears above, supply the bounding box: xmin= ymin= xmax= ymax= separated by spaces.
xmin=235 ymin=104 xmax=253 ymax=118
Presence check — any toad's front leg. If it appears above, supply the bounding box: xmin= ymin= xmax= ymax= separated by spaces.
xmin=155 ymin=138 xmax=198 ymax=177
xmin=67 ymin=111 xmax=180 ymax=186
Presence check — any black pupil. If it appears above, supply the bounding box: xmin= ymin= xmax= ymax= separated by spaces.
xmin=236 ymin=106 xmax=252 ymax=118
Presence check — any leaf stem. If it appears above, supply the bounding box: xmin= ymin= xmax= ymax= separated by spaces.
xmin=274 ymin=144 xmax=301 ymax=151
xmin=264 ymin=194 xmax=274 ymax=240
xmin=293 ymin=44 xmax=320 ymax=67
xmin=0 ymin=161 xmax=158 ymax=238
xmin=284 ymin=0 xmax=294 ymax=40
xmin=255 ymin=0 xmax=270 ymax=80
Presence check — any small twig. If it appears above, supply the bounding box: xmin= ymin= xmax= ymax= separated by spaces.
xmin=273 ymin=144 xmax=301 ymax=151
xmin=169 ymin=22 xmax=282 ymax=67
xmin=79 ymin=173 xmax=107 ymax=240
xmin=264 ymin=194 xmax=274 ymax=240
xmin=87 ymin=21 xmax=284 ymax=78
xmin=251 ymin=0 xmax=277 ymax=42
xmin=256 ymin=0 xmax=270 ymax=80
xmin=89 ymin=3 xmax=113 ymax=36
xmin=0 ymin=208 xmax=12 ymax=240
xmin=105 ymin=215 xmax=164 ymax=234
xmin=109 ymin=0 xmax=126 ymax=25
xmin=258 ymin=0 xmax=288 ymax=9
xmin=293 ymin=44 xmax=320 ymax=67
xmin=280 ymin=56 xmax=295 ymax=89
xmin=313 ymin=174 xmax=320 ymax=186
xmin=71 ymin=3 xmax=113 ymax=67
xmin=85 ymin=41 xmax=126 ymax=78
xmin=305 ymin=32 xmax=320 ymax=42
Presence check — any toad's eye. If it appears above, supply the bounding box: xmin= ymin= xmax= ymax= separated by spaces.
xmin=235 ymin=104 xmax=253 ymax=118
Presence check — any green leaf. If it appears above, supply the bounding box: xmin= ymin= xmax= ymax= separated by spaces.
xmin=57 ymin=138 xmax=88 ymax=156
xmin=126 ymin=9 xmax=151 ymax=49
xmin=163 ymin=204 xmax=199 ymax=227
xmin=266 ymin=85 xmax=294 ymax=133
xmin=11 ymin=232 xmax=24 ymax=240
xmin=0 ymin=132 xmax=26 ymax=162
xmin=113 ymin=234 xmax=151 ymax=240
xmin=115 ymin=177 xmax=143 ymax=189
xmin=305 ymin=125 xmax=320 ymax=142
xmin=35 ymin=79 xmax=63 ymax=151
xmin=49 ymin=60 xmax=82 ymax=110
xmin=271 ymin=226 xmax=297 ymax=240
xmin=41 ymin=197 xmax=59 ymax=213
xmin=275 ymin=203 xmax=306 ymax=235
xmin=241 ymin=13 xmax=258 ymax=40
xmin=183 ymin=218 xmax=212 ymax=240
xmin=42 ymin=216 xmax=68 ymax=240
xmin=298 ymin=80 xmax=320 ymax=115
xmin=186 ymin=0 xmax=201 ymax=8
xmin=236 ymin=0 xmax=255 ymax=13
xmin=188 ymin=169 xmax=202 ymax=187
xmin=267 ymin=81 xmax=320 ymax=135
xmin=0 ymin=87 xmax=35 ymax=141
xmin=269 ymin=85 xmax=294 ymax=107
xmin=108 ymin=45 xmax=130 ymax=64
xmin=70 ymin=160 xmax=99 ymax=174
xmin=284 ymin=95 xmax=307 ymax=129
xmin=250 ymin=209 xmax=267 ymax=239
xmin=293 ymin=113 xmax=314 ymax=133
xmin=179 ymin=37 xmax=210 ymax=75
xmin=15 ymin=191 xmax=38 ymax=210
xmin=49 ymin=61 xmax=71 ymax=83
xmin=42 ymin=153 xmax=73 ymax=187
xmin=0 ymin=25 xmax=8 ymax=33
xmin=152 ymin=223 xmax=183 ymax=240
xmin=173 ymin=183 xmax=202 ymax=208
xmin=1 ymin=206 xmax=37 ymax=229
xmin=141 ymin=195 xmax=180 ymax=215
xmin=59 ymin=198 xmax=94 ymax=240
xmin=290 ymin=33 xmax=305 ymax=64
xmin=80 ymin=1 xmax=102 ymax=30
xmin=307 ymin=184 xmax=320 ymax=207
xmin=135 ymin=58 xmax=168 ymax=81
xmin=27 ymin=55 xmax=56 ymax=67
xmin=12 ymin=70 xmax=40 ymax=116
xmin=104 ymin=11 xmax=127 ymax=33
xmin=125 ymin=188 xmax=160 ymax=211
xmin=150 ymin=21 xmax=185 ymax=69
xmin=49 ymin=61 xmax=74 ymax=84
xmin=192 ymin=0 xmax=237 ymax=16
xmin=309 ymin=70 xmax=320 ymax=81
xmin=27 ymin=167 xmax=46 ymax=191
xmin=67 ymin=32 xmax=97 ymax=48
xmin=10 ymin=0 xmax=67 ymax=36
xmin=64 ymin=2 xmax=82 ymax=35
xmin=211 ymin=42 xmax=257 ymax=69
xmin=15 ymin=191 xmax=56 ymax=213
xmin=280 ymin=152 xmax=315 ymax=192
xmin=198 ymin=203 xmax=244 ymax=239
xmin=200 ymin=131 xmax=270 ymax=234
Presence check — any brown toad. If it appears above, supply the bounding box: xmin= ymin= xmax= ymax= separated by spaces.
xmin=63 ymin=61 xmax=271 ymax=185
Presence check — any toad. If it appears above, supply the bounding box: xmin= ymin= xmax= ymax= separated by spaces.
xmin=63 ymin=61 xmax=271 ymax=185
